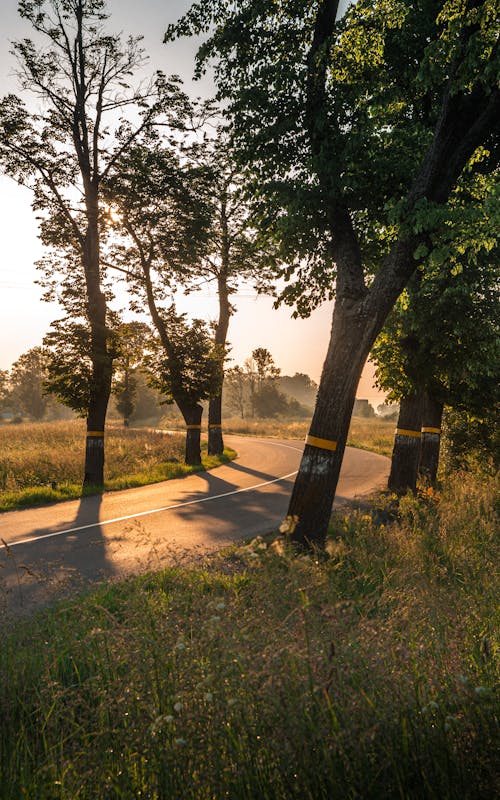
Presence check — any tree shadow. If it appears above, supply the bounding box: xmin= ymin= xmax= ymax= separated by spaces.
xmin=0 ymin=493 xmax=113 ymax=616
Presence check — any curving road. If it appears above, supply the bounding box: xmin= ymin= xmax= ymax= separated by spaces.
xmin=0 ymin=435 xmax=389 ymax=615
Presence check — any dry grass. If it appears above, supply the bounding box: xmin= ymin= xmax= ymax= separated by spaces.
xmin=207 ymin=414 xmax=395 ymax=456
xmin=0 ymin=470 xmax=498 ymax=798
xmin=0 ymin=420 xmax=233 ymax=511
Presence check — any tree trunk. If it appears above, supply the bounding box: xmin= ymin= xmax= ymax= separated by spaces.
xmin=83 ymin=191 xmax=113 ymax=489
xmin=419 ymin=393 xmax=444 ymax=484
xmin=208 ymin=394 xmax=224 ymax=456
xmin=288 ymin=297 xmax=379 ymax=549
xmin=388 ymin=394 xmax=424 ymax=493
xmin=208 ymin=209 xmax=231 ymax=456
xmin=179 ymin=403 xmax=203 ymax=465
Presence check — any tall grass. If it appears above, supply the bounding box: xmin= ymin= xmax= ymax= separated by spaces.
xmin=0 ymin=421 xmax=233 ymax=511
xmin=0 ymin=470 xmax=497 ymax=798
xmin=167 ymin=414 xmax=396 ymax=457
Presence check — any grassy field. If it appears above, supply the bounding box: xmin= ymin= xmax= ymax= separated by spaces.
xmin=163 ymin=414 xmax=396 ymax=457
xmin=0 ymin=469 xmax=498 ymax=798
xmin=0 ymin=421 xmax=234 ymax=512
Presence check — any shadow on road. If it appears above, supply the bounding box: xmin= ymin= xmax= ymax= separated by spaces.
xmin=0 ymin=493 xmax=113 ymax=616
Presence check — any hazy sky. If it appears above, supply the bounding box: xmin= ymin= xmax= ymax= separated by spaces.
xmin=0 ymin=0 xmax=384 ymax=404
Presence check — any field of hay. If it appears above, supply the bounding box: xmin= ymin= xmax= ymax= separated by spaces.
xmin=0 ymin=420 xmax=232 ymax=511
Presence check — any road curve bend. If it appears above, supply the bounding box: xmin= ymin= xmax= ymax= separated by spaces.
xmin=0 ymin=435 xmax=389 ymax=615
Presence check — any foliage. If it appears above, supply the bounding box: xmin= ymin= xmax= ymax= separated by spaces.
xmin=442 ymin=407 xmax=500 ymax=475
xmin=1 ymin=469 xmax=498 ymax=797
xmin=166 ymin=0 xmax=500 ymax=314
xmin=145 ymin=308 xmax=223 ymax=408
xmin=43 ymin=318 xmax=96 ymax=416
xmin=371 ymin=172 xmax=500 ymax=409
xmin=112 ymin=322 xmax=152 ymax=425
xmin=9 ymin=347 xmax=49 ymax=421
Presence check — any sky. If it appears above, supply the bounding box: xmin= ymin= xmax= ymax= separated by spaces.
xmin=0 ymin=0 xmax=384 ymax=406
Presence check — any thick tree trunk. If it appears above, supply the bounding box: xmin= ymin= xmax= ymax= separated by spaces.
xmin=83 ymin=191 xmax=113 ymax=489
xmin=288 ymin=298 xmax=379 ymax=549
xmin=388 ymin=394 xmax=424 ymax=493
xmin=179 ymin=403 xmax=203 ymax=465
xmin=208 ymin=394 xmax=224 ymax=456
xmin=419 ymin=393 xmax=444 ymax=484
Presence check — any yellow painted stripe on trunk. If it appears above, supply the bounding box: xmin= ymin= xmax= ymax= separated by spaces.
xmin=86 ymin=431 xmax=105 ymax=437
xmin=209 ymin=424 xmax=222 ymax=428
xmin=186 ymin=425 xmax=201 ymax=430
xmin=395 ymin=428 xmax=421 ymax=438
xmin=305 ymin=434 xmax=338 ymax=452
xmin=421 ymin=427 xmax=441 ymax=434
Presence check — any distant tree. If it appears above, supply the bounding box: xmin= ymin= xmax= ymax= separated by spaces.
xmin=279 ymin=373 xmax=318 ymax=409
xmin=10 ymin=347 xmax=49 ymax=421
xmin=145 ymin=308 xmax=223 ymax=464
xmin=0 ymin=0 xmax=174 ymax=488
xmin=253 ymin=383 xmax=289 ymax=418
xmin=224 ymin=366 xmax=247 ymax=419
xmin=353 ymin=399 xmax=375 ymax=419
xmin=0 ymin=370 xmax=10 ymax=413
xmin=128 ymin=373 xmax=164 ymax=424
xmin=112 ymin=322 xmax=151 ymax=427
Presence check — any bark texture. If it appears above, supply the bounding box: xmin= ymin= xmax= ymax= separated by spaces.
xmin=208 ymin=265 xmax=230 ymax=456
xmin=179 ymin=403 xmax=203 ymax=465
xmin=388 ymin=394 xmax=424 ymax=493
xmin=82 ymin=190 xmax=113 ymax=488
xmin=419 ymin=393 xmax=444 ymax=484
xmin=285 ymin=0 xmax=499 ymax=547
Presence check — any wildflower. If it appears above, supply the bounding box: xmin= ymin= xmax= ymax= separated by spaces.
xmin=174 ymin=738 xmax=186 ymax=746
xmin=175 ymin=641 xmax=186 ymax=651
xmin=204 ymin=692 xmax=213 ymax=702
xmin=173 ymin=702 xmax=182 ymax=713
xmin=215 ymin=602 xmax=226 ymax=611
xmin=474 ymin=686 xmax=490 ymax=698
xmin=279 ymin=515 xmax=299 ymax=535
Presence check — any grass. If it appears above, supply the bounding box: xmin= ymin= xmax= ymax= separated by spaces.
xmin=0 ymin=469 xmax=498 ymax=798
xmin=0 ymin=421 xmax=235 ymax=512
xmin=162 ymin=414 xmax=396 ymax=457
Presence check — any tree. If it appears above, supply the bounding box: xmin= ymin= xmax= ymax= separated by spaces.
xmin=9 ymin=347 xmax=49 ymax=420
xmin=372 ymin=241 xmax=499 ymax=489
xmin=0 ymin=0 xmax=172 ymax=488
xmin=167 ymin=0 xmax=500 ymax=547
xmin=43 ymin=318 xmax=95 ymax=416
xmin=192 ymin=136 xmax=275 ymax=455
xmin=0 ymin=370 xmax=11 ymax=414
xmin=145 ymin=308 xmax=223 ymax=464
xmin=224 ymin=366 xmax=247 ymax=418
xmin=103 ymin=140 xmax=219 ymax=462
xmin=372 ymin=165 xmax=499 ymax=489
xmin=112 ymin=322 xmax=151 ymax=426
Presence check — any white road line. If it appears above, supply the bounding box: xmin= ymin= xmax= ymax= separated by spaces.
xmin=1 ymin=439 xmax=303 ymax=550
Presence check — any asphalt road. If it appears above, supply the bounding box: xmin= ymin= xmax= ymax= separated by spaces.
xmin=0 ymin=435 xmax=389 ymax=615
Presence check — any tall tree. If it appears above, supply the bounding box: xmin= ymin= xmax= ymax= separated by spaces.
xmin=167 ymin=0 xmax=500 ymax=547
xmin=103 ymin=140 xmax=218 ymax=461
xmin=190 ymin=135 xmax=275 ymax=455
xmin=0 ymin=0 xmax=172 ymax=487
